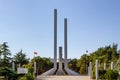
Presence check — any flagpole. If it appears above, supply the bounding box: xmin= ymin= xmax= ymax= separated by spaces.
xmin=33 ymin=51 xmax=38 ymax=79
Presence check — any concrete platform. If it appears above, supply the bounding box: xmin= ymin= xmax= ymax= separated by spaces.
xmin=37 ymin=75 xmax=91 ymax=80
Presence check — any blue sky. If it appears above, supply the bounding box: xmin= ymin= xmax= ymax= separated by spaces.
xmin=0 ymin=0 xmax=120 ymax=59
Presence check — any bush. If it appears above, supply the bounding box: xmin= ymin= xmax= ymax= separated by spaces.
xmin=0 ymin=67 xmax=18 ymax=80
xmin=92 ymin=67 xmax=95 ymax=79
xmin=19 ymin=76 xmax=26 ymax=80
xmin=99 ymin=70 xmax=106 ymax=79
xmin=104 ymin=70 xmax=119 ymax=80
xmin=27 ymin=65 xmax=34 ymax=75
xmin=8 ymin=71 xmax=18 ymax=80
xmin=19 ymin=73 xmax=34 ymax=80
xmin=25 ymin=73 xmax=34 ymax=80
xmin=92 ymin=68 xmax=107 ymax=79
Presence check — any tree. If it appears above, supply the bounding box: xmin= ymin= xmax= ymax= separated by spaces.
xmin=77 ymin=54 xmax=90 ymax=74
xmin=14 ymin=50 xmax=29 ymax=67
xmin=0 ymin=47 xmax=2 ymax=62
xmin=0 ymin=48 xmax=2 ymax=59
xmin=31 ymin=56 xmax=53 ymax=75
xmin=68 ymin=58 xmax=79 ymax=72
xmin=114 ymin=58 xmax=120 ymax=72
xmin=0 ymin=42 xmax=11 ymax=67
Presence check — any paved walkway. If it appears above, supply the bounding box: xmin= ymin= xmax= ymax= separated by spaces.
xmin=37 ymin=75 xmax=91 ymax=80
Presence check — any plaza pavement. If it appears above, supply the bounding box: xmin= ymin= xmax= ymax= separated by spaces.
xmin=37 ymin=75 xmax=91 ymax=80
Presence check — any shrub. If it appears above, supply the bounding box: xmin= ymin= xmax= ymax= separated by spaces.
xmin=19 ymin=73 xmax=34 ymax=80
xmin=27 ymin=65 xmax=34 ymax=75
xmin=19 ymin=76 xmax=26 ymax=80
xmin=25 ymin=73 xmax=34 ymax=80
xmin=99 ymin=70 xmax=106 ymax=79
xmin=104 ymin=70 xmax=119 ymax=80
xmin=92 ymin=68 xmax=107 ymax=79
xmin=92 ymin=67 xmax=95 ymax=79
xmin=0 ymin=67 xmax=18 ymax=80
xmin=8 ymin=71 xmax=18 ymax=80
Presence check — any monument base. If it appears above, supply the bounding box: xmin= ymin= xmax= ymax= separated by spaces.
xmin=56 ymin=69 xmax=65 ymax=75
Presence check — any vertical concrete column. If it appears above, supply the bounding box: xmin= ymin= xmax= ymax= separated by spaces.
xmin=59 ymin=47 xmax=62 ymax=69
xmin=54 ymin=9 xmax=57 ymax=69
xmin=18 ymin=63 xmax=21 ymax=68
xmin=34 ymin=62 xmax=36 ymax=73
xmin=64 ymin=18 xmax=67 ymax=69
xmin=104 ymin=63 xmax=106 ymax=70
xmin=96 ymin=60 xmax=98 ymax=80
xmin=111 ymin=62 xmax=114 ymax=70
xmin=89 ymin=62 xmax=92 ymax=78
xmin=12 ymin=61 xmax=15 ymax=72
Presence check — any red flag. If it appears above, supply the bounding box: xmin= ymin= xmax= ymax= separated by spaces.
xmin=34 ymin=51 xmax=38 ymax=55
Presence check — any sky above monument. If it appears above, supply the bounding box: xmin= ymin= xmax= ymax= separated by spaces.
xmin=0 ymin=0 xmax=120 ymax=59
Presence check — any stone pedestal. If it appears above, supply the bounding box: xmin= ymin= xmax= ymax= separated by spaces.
xmin=111 ymin=62 xmax=114 ymax=70
xmin=96 ymin=60 xmax=98 ymax=80
xmin=12 ymin=62 xmax=15 ymax=72
xmin=88 ymin=62 xmax=92 ymax=78
xmin=104 ymin=63 xmax=106 ymax=70
xmin=34 ymin=62 xmax=36 ymax=73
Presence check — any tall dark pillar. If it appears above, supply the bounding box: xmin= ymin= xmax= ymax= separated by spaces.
xmin=54 ymin=9 xmax=57 ymax=69
xmin=64 ymin=18 xmax=68 ymax=68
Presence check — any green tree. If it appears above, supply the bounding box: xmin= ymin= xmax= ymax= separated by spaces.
xmin=114 ymin=58 xmax=120 ymax=72
xmin=0 ymin=42 xmax=11 ymax=67
xmin=75 ymin=43 xmax=120 ymax=75
xmin=0 ymin=48 xmax=2 ymax=59
xmin=77 ymin=54 xmax=89 ymax=74
xmin=68 ymin=58 xmax=79 ymax=72
xmin=14 ymin=50 xmax=29 ymax=67
xmin=0 ymin=48 xmax=2 ymax=65
xmin=31 ymin=56 xmax=53 ymax=75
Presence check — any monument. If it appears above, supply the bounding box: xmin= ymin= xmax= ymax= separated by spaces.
xmin=41 ymin=9 xmax=80 ymax=76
